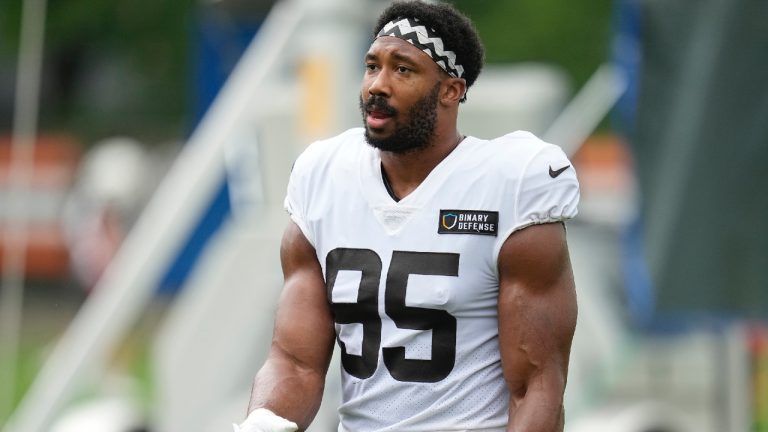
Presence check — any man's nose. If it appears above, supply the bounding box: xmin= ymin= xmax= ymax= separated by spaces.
xmin=367 ymin=70 xmax=391 ymax=97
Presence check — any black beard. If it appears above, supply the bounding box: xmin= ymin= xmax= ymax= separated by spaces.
xmin=360 ymin=82 xmax=440 ymax=154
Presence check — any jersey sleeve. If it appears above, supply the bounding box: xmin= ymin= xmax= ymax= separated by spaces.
xmin=283 ymin=153 xmax=315 ymax=246
xmin=508 ymin=143 xmax=580 ymax=235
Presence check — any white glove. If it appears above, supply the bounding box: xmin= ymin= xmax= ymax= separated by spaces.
xmin=232 ymin=408 xmax=299 ymax=432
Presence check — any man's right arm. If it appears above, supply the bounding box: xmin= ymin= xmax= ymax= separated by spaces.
xmin=244 ymin=221 xmax=336 ymax=431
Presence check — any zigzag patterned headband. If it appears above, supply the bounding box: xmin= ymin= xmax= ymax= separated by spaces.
xmin=377 ymin=17 xmax=465 ymax=79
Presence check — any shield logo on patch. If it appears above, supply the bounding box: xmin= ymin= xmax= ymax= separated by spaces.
xmin=442 ymin=213 xmax=458 ymax=230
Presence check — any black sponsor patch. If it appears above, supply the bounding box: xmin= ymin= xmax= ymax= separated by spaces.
xmin=438 ymin=210 xmax=498 ymax=236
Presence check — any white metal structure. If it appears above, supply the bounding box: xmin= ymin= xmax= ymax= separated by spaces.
xmin=3 ymin=1 xmax=308 ymax=431
xmin=0 ymin=0 xmax=48 ymax=421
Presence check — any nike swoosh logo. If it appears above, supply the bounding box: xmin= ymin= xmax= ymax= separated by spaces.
xmin=549 ymin=165 xmax=571 ymax=178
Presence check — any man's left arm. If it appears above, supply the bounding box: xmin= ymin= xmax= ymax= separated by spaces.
xmin=497 ymin=222 xmax=577 ymax=432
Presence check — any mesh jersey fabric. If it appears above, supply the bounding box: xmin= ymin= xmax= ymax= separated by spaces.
xmin=284 ymin=128 xmax=579 ymax=431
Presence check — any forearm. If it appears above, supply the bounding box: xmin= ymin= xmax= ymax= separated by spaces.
xmin=248 ymin=354 xmax=326 ymax=430
xmin=506 ymin=387 xmax=564 ymax=432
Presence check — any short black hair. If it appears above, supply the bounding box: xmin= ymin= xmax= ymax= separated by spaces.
xmin=373 ymin=0 xmax=485 ymax=102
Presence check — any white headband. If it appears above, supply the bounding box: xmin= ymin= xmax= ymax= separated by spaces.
xmin=377 ymin=17 xmax=465 ymax=79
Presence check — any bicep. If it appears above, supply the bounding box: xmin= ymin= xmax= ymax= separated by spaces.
xmin=248 ymin=222 xmax=334 ymax=426
xmin=497 ymin=222 xmax=577 ymax=404
xmin=272 ymin=221 xmax=335 ymax=374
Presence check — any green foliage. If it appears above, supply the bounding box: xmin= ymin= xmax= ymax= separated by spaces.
xmin=0 ymin=3 xmax=21 ymax=53
xmin=0 ymin=0 xmax=615 ymax=141
xmin=0 ymin=0 xmax=196 ymax=141
xmin=451 ymin=0 xmax=614 ymax=87
xmin=2 ymin=0 xmax=194 ymax=60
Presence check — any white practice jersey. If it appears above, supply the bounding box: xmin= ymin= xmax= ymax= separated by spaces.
xmin=284 ymin=128 xmax=579 ymax=432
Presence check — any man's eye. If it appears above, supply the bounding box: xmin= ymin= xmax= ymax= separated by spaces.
xmin=366 ymin=64 xmax=378 ymax=71
xmin=397 ymin=66 xmax=410 ymax=73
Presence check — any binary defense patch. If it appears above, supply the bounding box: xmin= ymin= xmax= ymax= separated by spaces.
xmin=438 ymin=210 xmax=499 ymax=236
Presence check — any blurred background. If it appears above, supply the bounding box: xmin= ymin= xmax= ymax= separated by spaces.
xmin=0 ymin=0 xmax=766 ymax=431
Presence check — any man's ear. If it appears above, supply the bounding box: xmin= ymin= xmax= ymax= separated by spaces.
xmin=441 ymin=78 xmax=467 ymax=106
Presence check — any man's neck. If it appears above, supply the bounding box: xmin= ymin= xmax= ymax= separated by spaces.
xmin=379 ymin=129 xmax=464 ymax=200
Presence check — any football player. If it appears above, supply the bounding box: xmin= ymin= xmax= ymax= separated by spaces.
xmin=236 ymin=1 xmax=579 ymax=431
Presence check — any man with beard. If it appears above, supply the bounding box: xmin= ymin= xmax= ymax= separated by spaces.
xmin=235 ymin=1 xmax=580 ymax=431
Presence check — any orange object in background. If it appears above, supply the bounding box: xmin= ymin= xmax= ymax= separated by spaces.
xmin=571 ymin=133 xmax=635 ymax=192
xmin=0 ymin=134 xmax=81 ymax=279
xmin=570 ymin=134 xmax=637 ymax=226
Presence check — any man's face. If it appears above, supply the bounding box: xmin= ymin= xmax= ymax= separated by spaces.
xmin=359 ymin=82 xmax=440 ymax=153
xmin=360 ymin=37 xmax=443 ymax=154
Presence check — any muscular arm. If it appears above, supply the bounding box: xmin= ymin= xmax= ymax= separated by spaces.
xmin=498 ymin=222 xmax=577 ymax=432
xmin=247 ymin=222 xmax=336 ymax=430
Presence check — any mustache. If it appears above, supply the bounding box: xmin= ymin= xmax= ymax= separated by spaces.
xmin=362 ymin=95 xmax=397 ymax=116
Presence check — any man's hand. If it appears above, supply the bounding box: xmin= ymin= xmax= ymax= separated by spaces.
xmin=233 ymin=408 xmax=299 ymax=432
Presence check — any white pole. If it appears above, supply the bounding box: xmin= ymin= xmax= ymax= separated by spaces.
xmin=2 ymin=1 xmax=305 ymax=431
xmin=0 ymin=0 xmax=48 ymax=421
xmin=543 ymin=63 xmax=628 ymax=157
